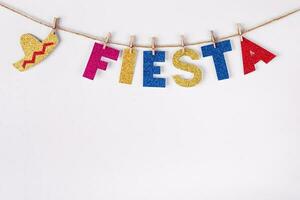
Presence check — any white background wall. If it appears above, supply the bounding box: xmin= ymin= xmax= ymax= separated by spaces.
xmin=0 ymin=0 xmax=300 ymax=200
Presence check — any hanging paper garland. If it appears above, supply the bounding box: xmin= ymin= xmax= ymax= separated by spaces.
xmin=0 ymin=2 xmax=297 ymax=88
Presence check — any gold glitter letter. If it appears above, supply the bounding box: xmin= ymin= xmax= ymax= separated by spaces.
xmin=172 ymin=48 xmax=202 ymax=87
xmin=119 ymin=48 xmax=137 ymax=84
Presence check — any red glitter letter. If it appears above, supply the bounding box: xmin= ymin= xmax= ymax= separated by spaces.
xmin=241 ymin=37 xmax=276 ymax=75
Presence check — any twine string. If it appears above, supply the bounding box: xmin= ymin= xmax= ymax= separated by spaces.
xmin=0 ymin=2 xmax=299 ymax=49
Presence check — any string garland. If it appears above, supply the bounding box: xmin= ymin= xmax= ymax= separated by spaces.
xmin=1 ymin=2 xmax=299 ymax=88
xmin=0 ymin=2 xmax=299 ymax=49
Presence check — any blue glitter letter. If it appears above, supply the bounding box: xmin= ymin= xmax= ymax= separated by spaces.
xmin=143 ymin=51 xmax=166 ymax=87
xmin=201 ymin=40 xmax=232 ymax=80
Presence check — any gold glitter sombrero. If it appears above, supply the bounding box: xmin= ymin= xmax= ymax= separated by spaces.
xmin=13 ymin=30 xmax=59 ymax=72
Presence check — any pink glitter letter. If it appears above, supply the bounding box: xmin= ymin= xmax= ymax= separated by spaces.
xmin=83 ymin=43 xmax=120 ymax=80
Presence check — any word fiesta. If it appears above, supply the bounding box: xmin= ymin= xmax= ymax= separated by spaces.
xmin=82 ymin=37 xmax=276 ymax=88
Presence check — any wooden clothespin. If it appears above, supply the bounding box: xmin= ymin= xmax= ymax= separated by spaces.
xmin=237 ymin=23 xmax=244 ymax=41
xmin=103 ymin=32 xmax=111 ymax=49
xmin=181 ymin=35 xmax=186 ymax=53
xmin=210 ymin=31 xmax=217 ymax=48
xmin=129 ymin=35 xmax=135 ymax=54
xmin=52 ymin=17 xmax=59 ymax=34
xmin=151 ymin=37 xmax=156 ymax=55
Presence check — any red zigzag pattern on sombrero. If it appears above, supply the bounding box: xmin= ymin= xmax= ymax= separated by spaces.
xmin=22 ymin=42 xmax=55 ymax=68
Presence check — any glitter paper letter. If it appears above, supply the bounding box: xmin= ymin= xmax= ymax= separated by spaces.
xmin=143 ymin=51 xmax=166 ymax=88
xmin=201 ymin=40 xmax=232 ymax=80
xmin=83 ymin=43 xmax=120 ymax=80
xmin=241 ymin=37 xmax=276 ymax=74
xmin=172 ymin=48 xmax=202 ymax=87
xmin=119 ymin=49 xmax=137 ymax=84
